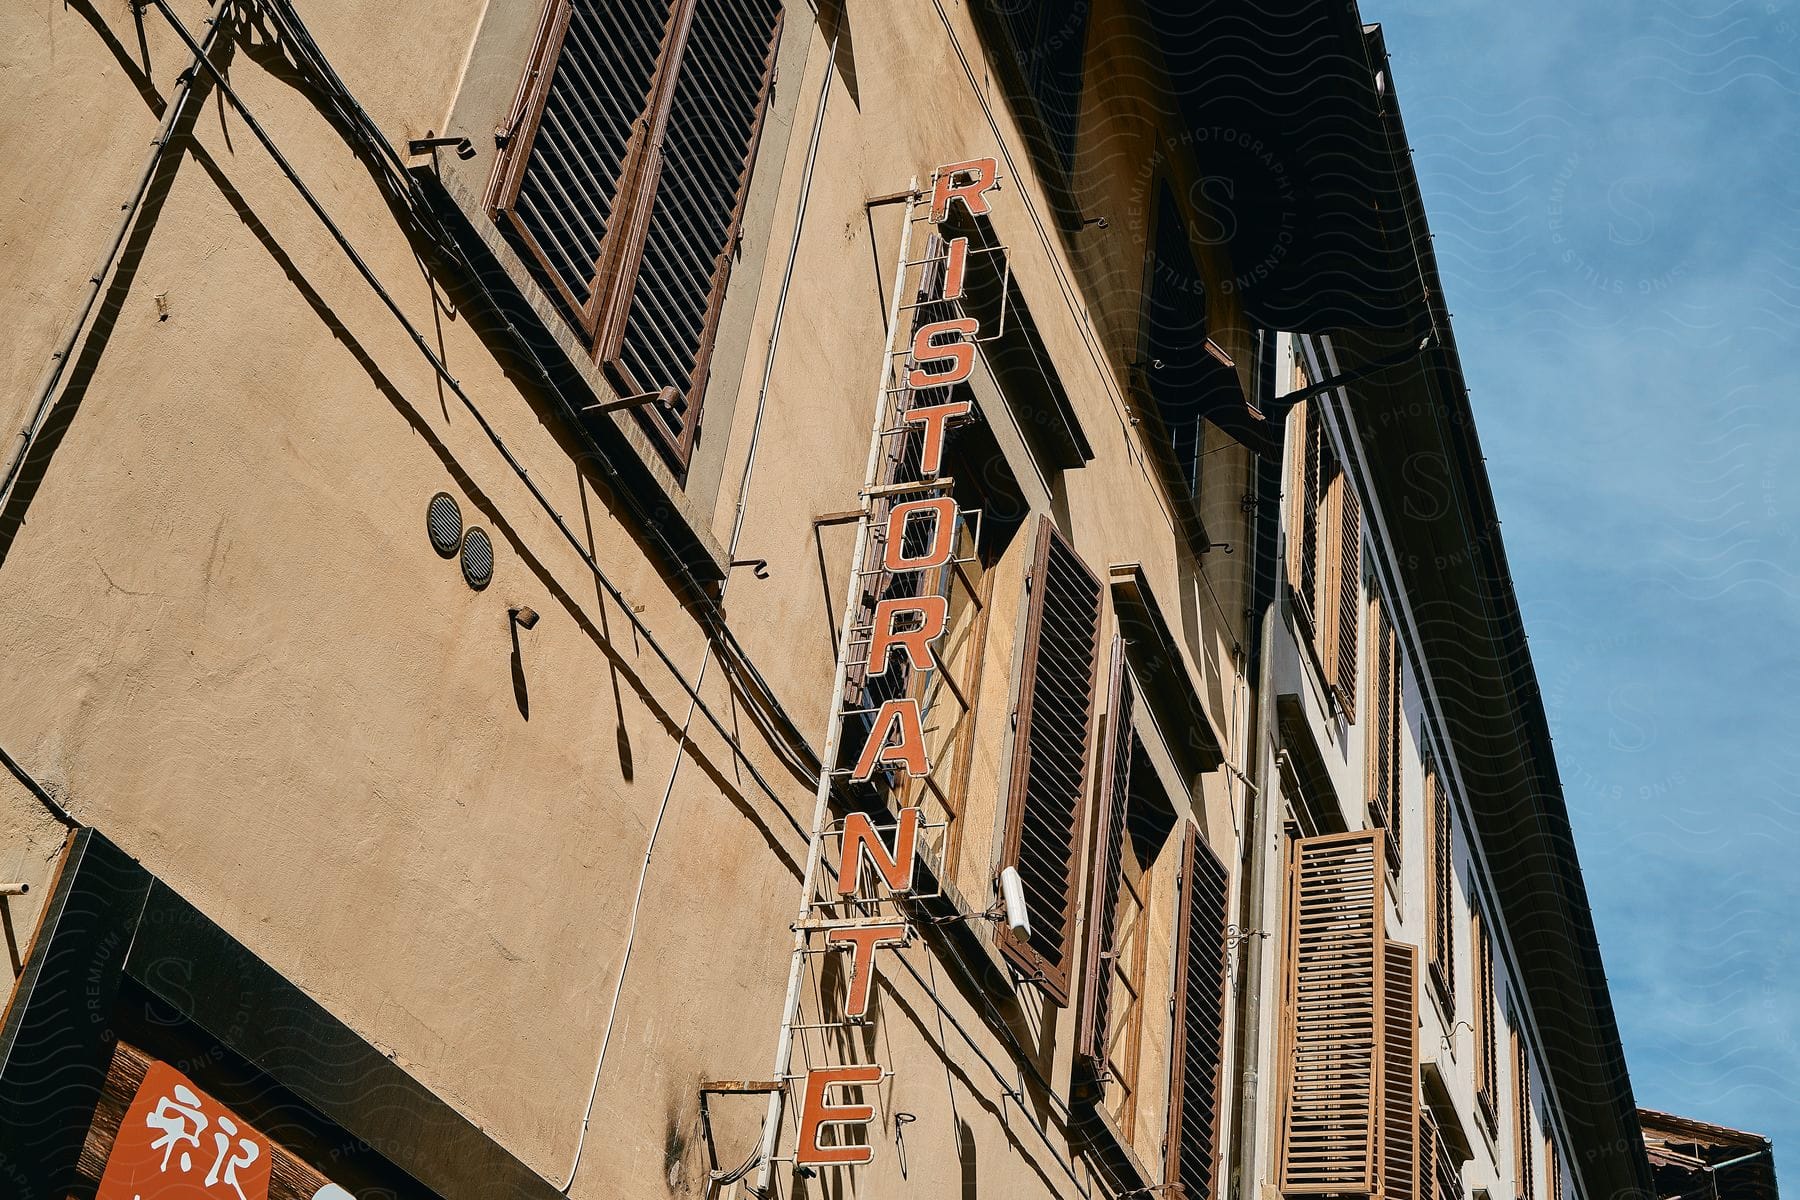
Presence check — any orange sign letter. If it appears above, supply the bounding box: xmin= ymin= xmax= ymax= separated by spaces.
xmin=883 ymin=497 xmax=958 ymax=572
xmin=795 ymin=1065 xmax=883 ymax=1166
xmin=907 ymin=318 xmax=979 ymax=390
xmin=930 ymin=158 xmax=999 ymax=223
xmin=867 ymin=595 xmax=948 ymax=677
xmin=851 ymin=701 xmax=929 ymax=782
xmin=826 ymin=923 xmax=910 ymax=1020
xmin=837 ymin=807 xmax=923 ymax=895
xmin=902 ymin=400 xmax=973 ymax=477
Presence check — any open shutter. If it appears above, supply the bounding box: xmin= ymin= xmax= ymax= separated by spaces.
xmin=1514 ymin=1028 xmax=1534 ymax=1200
xmin=490 ymin=0 xmax=783 ymax=471
xmin=602 ymin=0 xmax=783 ymax=465
xmin=1474 ymin=906 xmax=1498 ymax=1130
xmin=1368 ymin=594 xmax=1400 ymax=868
xmin=1077 ymin=642 xmax=1133 ymax=1064
xmin=1426 ymin=760 xmax=1454 ymax=1006
xmin=1279 ymin=830 xmax=1384 ymax=1195
xmin=488 ymin=0 xmax=678 ymax=330
xmin=1285 ymin=400 xmax=1310 ymax=592
xmin=1382 ymin=941 xmax=1420 ymax=1200
xmin=1166 ymin=826 xmax=1232 ymax=1200
xmin=1331 ymin=473 xmax=1362 ymax=718
xmin=998 ymin=517 xmax=1104 ymax=1001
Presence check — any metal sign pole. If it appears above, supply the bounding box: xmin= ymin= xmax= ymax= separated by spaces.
xmin=751 ymin=179 xmax=923 ymax=1197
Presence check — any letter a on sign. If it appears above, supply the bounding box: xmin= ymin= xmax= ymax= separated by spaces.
xmin=796 ymin=1065 xmax=882 ymax=1166
xmin=851 ymin=700 xmax=928 ymax=781
xmin=837 ymin=807 xmax=923 ymax=896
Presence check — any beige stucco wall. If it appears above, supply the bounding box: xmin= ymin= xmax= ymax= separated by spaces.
xmin=0 ymin=1 xmax=1263 ymax=1196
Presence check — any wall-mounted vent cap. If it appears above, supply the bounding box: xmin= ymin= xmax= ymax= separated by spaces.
xmin=462 ymin=527 xmax=494 ymax=590
xmin=427 ymin=492 xmax=462 ymax=557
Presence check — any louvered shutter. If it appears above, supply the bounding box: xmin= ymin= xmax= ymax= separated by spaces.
xmin=1427 ymin=761 xmax=1454 ymax=1005
xmin=1286 ymin=400 xmax=1310 ymax=592
xmin=490 ymin=0 xmax=673 ymax=325
xmin=1421 ymin=1112 xmax=1461 ymax=1200
xmin=998 ymin=517 xmax=1104 ymax=1001
xmin=1166 ymin=826 xmax=1232 ymax=1200
xmin=1332 ymin=474 xmax=1362 ymax=718
xmin=1514 ymin=1028 xmax=1534 ymax=1200
xmin=490 ymin=0 xmax=783 ymax=470
xmin=1473 ymin=906 xmax=1498 ymax=1130
xmin=1546 ymin=1132 xmax=1562 ymax=1200
xmin=1382 ymin=941 xmax=1420 ymax=1200
xmin=1077 ymin=642 xmax=1133 ymax=1064
xmin=603 ymin=0 xmax=782 ymax=463
xmin=1279 ymin=831 xmax=1384 ymax=1195
xmin=1368 ymin=594 xmax=1400 ymax=868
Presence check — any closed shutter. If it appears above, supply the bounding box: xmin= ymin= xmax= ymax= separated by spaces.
xmin=1329 ymin=473 xmax=1362 ymax=719
xmin=1421 ymin=1112 xmax=1461 ymax=1200
xmin=1368 ymin=593 xmax=1400 ymax=869
xmin=1279 ymin=831 xmax=1385 ymax=1195
xmin=1382 ymin=941 xmax=1420 ymax=1200
xmin=1077 ymin=641 xmax=1133 ymax=1064
xmin=490 ymin=0 xmax=783 ymax=470
xmin=1546 ymin=1132 xmax=1562 ymax=1200
xmin=1286 ymin=400 xmax=1311 ymax=594
xmin=1426 ymin=759 xmax=1455 ymax=1006
xmin=1166 ymin=825 xmax=1232 ymax=1200
xmin=1473 ymin=906 xmax=1498 ymax=1131
xmin=998 ymin=517 xmax=1104 ymax=1001
xmin=1514 ymin=1028 xmax=1534 ymax=1200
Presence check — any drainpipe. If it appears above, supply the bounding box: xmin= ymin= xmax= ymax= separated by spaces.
xmin=1227 ymin=331 xmax=1290 ymax=1200
xmin=0 ymin=0 xmax=232 ymax=511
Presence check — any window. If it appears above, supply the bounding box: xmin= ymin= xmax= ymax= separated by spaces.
xmin=1075 ymin=650 xmax=1230 ymax=1179
xmin=1367 ymin=591 xmax=1403 ymax=871
xmin=1473 ymin=904 xmax=1499 ymax=1134
xmin=1277 ymin=831 xmax=1417 ymax=1200
xmin=488 ymin=0 xmax=784 ymax=471
xmin=996 ymin=517 xmax=1104 ymax=1001
xmin=1514 ymin=1025 xmax=1535 ymax=1200
xmin=987 ymin=1 xmax=1090 ymax=184
xmin=1425 ymin=756 xmax=1455 ymax=1011
xmin=1286 ymin=398 xmax=1361 ymax=718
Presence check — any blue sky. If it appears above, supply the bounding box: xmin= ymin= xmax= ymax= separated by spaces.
xmin=1369 ymin=0 xmax=1800 ymax=1156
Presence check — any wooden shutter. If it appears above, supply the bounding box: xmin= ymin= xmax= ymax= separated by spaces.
xmin=1382 ymin=941 xmax=1420 ymax=1200
xmin=1514 ymin=1027 xmax=1534 ymax=1200
xmin=1546 ymin=1131 xmax=1562 ymax=1200
xmin=1077 ymin=643 xmax=1133 ymax=1064
xmin=1473 ymin=906 xmax=1498 ymax=1131
xmin=1288 ymin=401 xmax=1322 ymax=623
xmin=1279 ymin=831 xmax=1384 ymax=1195
xmin=998 ymin=517 xmax=1104 ymax=1001
xmin=1421 ymin=1111 xmax=1461 ymax=1200
xmin=490 ymin=0 xmax=783 ymax=470
xmin=1166 ymin=826 xmax=1232 ymax=1200
xmin=1426 ymin=759 xmax=1455 ymax=1007
xmin=1367 ymin=593 xmax=1400 ymax=869
xmin=1328 ymin=471 xmax=1362 ymax=719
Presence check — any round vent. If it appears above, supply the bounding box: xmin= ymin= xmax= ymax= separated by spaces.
xmin=426 ymin=492 xmax=462 ymax=557
xmin=461 ymin=527 xmax=494 ymax=590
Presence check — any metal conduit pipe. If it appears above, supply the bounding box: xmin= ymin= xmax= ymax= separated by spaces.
xmin=0 ymin=0 xmax=233 ymax=512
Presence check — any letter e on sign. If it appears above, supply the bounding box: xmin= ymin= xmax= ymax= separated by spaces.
xmin=796 ymin=1065 xmax=883 ymax=1166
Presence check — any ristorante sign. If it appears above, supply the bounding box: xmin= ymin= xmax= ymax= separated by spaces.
xmin=754 ymin=159 xmax=1000 ymax=1189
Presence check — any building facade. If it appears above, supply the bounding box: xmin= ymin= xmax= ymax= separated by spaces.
xmin=0 ymin=3 xmax=1722 ymax=1200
